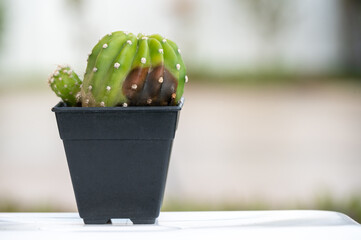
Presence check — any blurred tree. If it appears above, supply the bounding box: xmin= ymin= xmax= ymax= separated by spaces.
xmin=63 ymin=0 xmax=91 ymax=67
xmin=0 ymin=0 xmax=6 ymax=51
xmin=242 ymin=0 xmax=291 ymax=38
xmin=171 ymin=0 xmax=197 ymax=65
xmin=237 ymin=0 xmax=295 ymax=67
xmin=340 ymin=0 xmax=361 ymax=75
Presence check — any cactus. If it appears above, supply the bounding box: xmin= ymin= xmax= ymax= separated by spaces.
xmin=81 ymin=31 xmax=188 ymax=107
xmin=48 ymin=65 xmax=82 ymax=106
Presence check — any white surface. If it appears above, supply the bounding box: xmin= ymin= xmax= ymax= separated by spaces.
xmin=0 ymin=211 xmax=360 ymax=240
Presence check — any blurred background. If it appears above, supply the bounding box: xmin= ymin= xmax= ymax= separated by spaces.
xmin=0 ymin=0 xmax=361 ymax=222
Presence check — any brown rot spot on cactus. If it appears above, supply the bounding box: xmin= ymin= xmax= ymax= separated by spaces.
xmin=123 ymin=65 xmax=178 ymax=106
xmin=122 ymin=67 xmax=149 ymax=101
xmin=137 ymin=65 xmax=164 ymax=105
xmin=158 ymin=68 xmax=178 ymax=105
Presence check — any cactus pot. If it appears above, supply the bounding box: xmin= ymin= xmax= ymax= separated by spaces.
xmin=52 ymin=99 xmax=183 ymax=224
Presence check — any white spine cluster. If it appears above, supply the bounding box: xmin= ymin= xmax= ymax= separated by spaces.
xmin=114 ymin=62 xmax=120 ymax=69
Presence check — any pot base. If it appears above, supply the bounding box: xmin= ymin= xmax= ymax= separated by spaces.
xmin=83 ymin=218 xmax=112 ymax=224
xmin=131 ymin=218 xmax=156 ymax=224
xmin=83 ymin=218 xmax=155 ymax=224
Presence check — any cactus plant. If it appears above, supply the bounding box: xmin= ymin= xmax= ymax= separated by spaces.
xmin=48 ymin=65 xmax=82 ymax=106
xmin=48 ymin=31 xmax=187 ymax=107
xmin=51 ymin=32 xmax=185 ymax=225
xmin=81 ymin=31 xmax=187 ymax=107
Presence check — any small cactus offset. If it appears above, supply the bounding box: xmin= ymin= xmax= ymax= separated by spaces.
xmin=48 ymin=65 xmax=82 ymax=106
xmin=81 ymin=31 xmax=187 ymax=107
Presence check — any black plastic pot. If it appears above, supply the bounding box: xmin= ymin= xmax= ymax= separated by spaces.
xmin=52 ymin=99 xmax=183 ymax=224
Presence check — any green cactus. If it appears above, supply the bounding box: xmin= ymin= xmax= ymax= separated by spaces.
xmin=48 ymin=65 xmax=82 ymax=106
xmin=81 ymin=31 xmax=188 ymax=107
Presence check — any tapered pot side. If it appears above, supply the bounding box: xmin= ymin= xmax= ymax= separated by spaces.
xmin=52 ymin=99 xmax=183 ymax=224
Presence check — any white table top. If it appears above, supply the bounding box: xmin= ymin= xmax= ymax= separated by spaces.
xmin=0 ymin=211 xmax=360 ymax=240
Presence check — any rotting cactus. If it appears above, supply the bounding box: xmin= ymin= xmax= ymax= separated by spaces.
xmin=48 ymin=65 xmax=82 ymax=106
xmin=82 ymin=31 xmax=187 ymax=107
xmin=48 ymin=31 xmax=187 ymax=107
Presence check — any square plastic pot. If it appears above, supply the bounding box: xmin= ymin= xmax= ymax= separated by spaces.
xmin=52 ymin=99 xmax=183 ymax=224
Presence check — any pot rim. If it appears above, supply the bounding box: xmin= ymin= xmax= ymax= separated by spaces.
xmin=52 ymin=97 xmax=184 ymax=113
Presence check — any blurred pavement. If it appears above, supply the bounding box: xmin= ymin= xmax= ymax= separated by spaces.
xmin=0 ymin=82 xmax=360 ymax=210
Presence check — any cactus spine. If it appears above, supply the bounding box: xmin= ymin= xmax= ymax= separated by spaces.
xmin=81 ymin=31 xmax=187 ymax=107
xmin=48 ymin=65 xmax=82 ymax=106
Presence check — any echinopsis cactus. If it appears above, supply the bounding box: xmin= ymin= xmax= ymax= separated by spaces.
xmin=48 ymin=31 xmax=187 ymax=107
xmin=48 ymin=65 xmax=82 ymax=106
xmin=82 ymin=31 xmax=187 ymax=107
